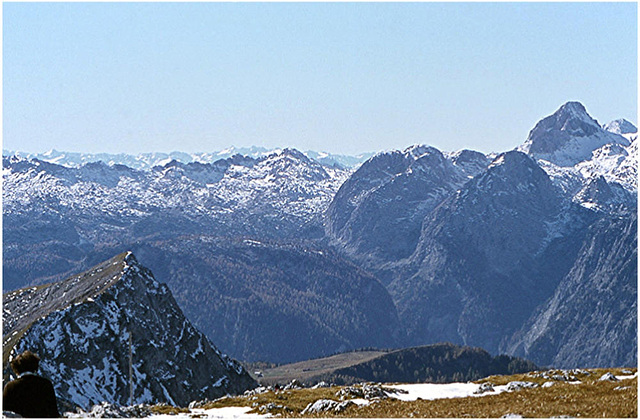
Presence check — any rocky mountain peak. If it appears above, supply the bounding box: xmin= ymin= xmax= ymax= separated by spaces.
xmin=3 ymin=252 xmax=256 ymax=409
xmin=447 ymin=149 xmax=491 ymax=179
xmin=404 ymin=144 xmax=441 ymax=160
xmin=484 ymin=151 xmax=547 ymax=184
xmin=604 ymin=118 xmax=637 ymax=135
xmin=525 ymin=101 xmax=600 ymax=146
xmin=554 ymin=101 xmax=600 ymax=127
xmin=519 ymin=102 xmax=630 ymax=166
xmin=279 ymin=147 xmax=310 ymax=161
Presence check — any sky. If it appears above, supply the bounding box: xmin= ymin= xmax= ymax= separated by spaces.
xmin=3 ymin=2 xmax=637 ymax=156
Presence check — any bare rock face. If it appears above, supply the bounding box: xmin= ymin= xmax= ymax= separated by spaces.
xmin=2 ymin=252 xmax=256 ymax=409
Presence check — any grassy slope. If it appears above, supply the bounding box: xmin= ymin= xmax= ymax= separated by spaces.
xmin=254 ymin=350 xmax=389 ymax=385
xmin=194 ymin=367 xmax=637 ymax=418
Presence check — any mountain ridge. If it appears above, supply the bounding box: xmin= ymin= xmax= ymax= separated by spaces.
xmin=3 ymin=252 xmax=257 ymax=408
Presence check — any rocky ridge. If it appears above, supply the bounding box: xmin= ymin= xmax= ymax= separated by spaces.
xmin=2 ymin=252 xmax=256 ymax=408
xmin=503 ymin=213 xmax=637 ymax=367
xmin=2 ymin=148 xmax=349 ymax=292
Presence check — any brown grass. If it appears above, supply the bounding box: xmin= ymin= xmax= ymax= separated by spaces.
xmin=201 ymin=368 xmax=637 ymax=418
xmin=148 ymin=404 xmax=190 ymax=415
xmin=339 ymin=377 xmax=637 ymax=418
xmin=476 ymin=367 xmax=635 ymax=386
xmin=202 ymin=388 xmax=343 ymax=416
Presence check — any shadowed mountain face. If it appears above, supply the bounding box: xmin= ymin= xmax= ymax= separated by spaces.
xmin=121 ymin=238 xmax=402 ymax=364
xmin=2 ymin=253 xmax=256 ymax=409
xmin=502 ymin=213 xmax=637 ymax=368
xmin=386 ymin=151 xmax=594 ymax=353
xmin=325 ymin=145 xmax=489 ymax=274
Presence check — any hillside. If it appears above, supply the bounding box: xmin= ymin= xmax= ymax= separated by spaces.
xmin=254 ymin=343 xmax=536 ymax=386
xmin=251 ymin=350 xmax=390 ymax=385
xmin=123 ymin=237 xmax=401 ymax=363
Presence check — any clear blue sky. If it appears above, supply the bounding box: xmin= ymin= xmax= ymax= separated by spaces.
xmin=3 ymin=2 xmax=637 ymax=155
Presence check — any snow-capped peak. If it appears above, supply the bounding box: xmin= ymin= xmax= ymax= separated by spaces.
xmin=518 ymin=102 xmax=630 ymax=166
xmin=604 ymin=119 xmax=637 ymax=135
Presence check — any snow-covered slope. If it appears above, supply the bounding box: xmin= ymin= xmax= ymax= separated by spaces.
xmin=604 ymin=118 xmax=637 ymax=135
xmin=2 ymin=252 xmax=256 ymax=409
xmin=3 ymin=149 xmax=348 ymax=242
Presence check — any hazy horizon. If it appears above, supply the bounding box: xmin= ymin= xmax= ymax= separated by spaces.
xmin=4 ymin=3 xmax=637 ymax=156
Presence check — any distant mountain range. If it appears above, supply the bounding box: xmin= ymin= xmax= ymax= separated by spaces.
xmin=2 ymin=146 xmax=375 ymax=170
xmin=3 ymin=102 xmax=636 ymax=375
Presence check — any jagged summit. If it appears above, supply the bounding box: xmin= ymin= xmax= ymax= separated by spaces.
xmin=519 ymin=102 xmax=630 ymax=166
xmin=3 ymin=252 xmax=256 ymax=409
xmin=604 ymin=118 xmax=637 ymax=135
xmin=464 ymin=151 xmax=559 ymax=209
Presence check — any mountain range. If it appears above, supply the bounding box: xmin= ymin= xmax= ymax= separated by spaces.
xmin=3 ymin=102 xmax=636 ymax=377
xmin=1 ymin=146 xmax=374 ymax=171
